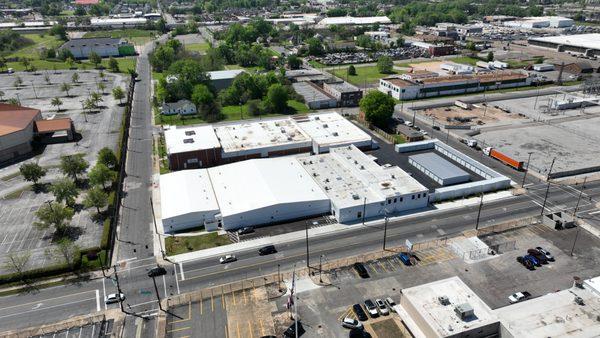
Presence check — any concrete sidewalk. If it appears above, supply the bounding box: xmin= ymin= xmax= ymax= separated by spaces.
xmin=166 ymin=189 xmax=516 ymax=264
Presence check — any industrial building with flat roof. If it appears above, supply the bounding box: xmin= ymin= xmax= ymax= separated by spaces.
xmin=207 ymin=69 xmax=245 ymax=91
xmin=164 ymin=112 xmax=375 ymax=170
xmin=291 ymin=82 xmax=337 ymax=109
xmin=409 ymin=153 xmax=471 ymax=185
xmin=379 ymin=71 xmax=531 ymax=100
xmin=159 ymin=145 xmax=425 ymax=232
xmin=528 ymin=33 xmax=600 ymax=57
xmin=322 ymin=81 xmax=363 ymax=107
xmin=316 ymin=16 xmax=391 ymax=27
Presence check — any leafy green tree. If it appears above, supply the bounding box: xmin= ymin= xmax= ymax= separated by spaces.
xmin=51 ymin=178 xmax=79 ymax=206
xmin=108 ymin=57 xmax=119 ymax=72
xmin=48 ymin=239 xmax=80 ymax=270
xmin=51 ymin=97 xmax=63 ymax=112
xmin=359 ymin=91 xmax=395 ymax=128
xmin=74 ymin=5 xmax=86 ymax=16
xmin=60 ymin=154 xmax=89 ymax=182
xmin=49 ymin=24 xmax=68 ymax=40
xmin=83 ymin=186 xmax=108 ymax=214
xmin=112 ymin=86 xmax=125 ymax=104
xmin=97 ymin=82 xmax=106 ymax=95
xmin=88 ymin=163 xmax=116 ymax=189
xmin=348 ymin=65 xmax=357 ymax=76
xmin=191 ymin=84 xmax=220 ymax=120
xmin=34 ymin=202 xmax=74 ymax=235
xmin=89 ymin=52 xmax=102 ymax=68
xmin=2 ymin=251 xmax=31 ymax=282
xmin=265 ymin=83 xmax=288 ymax=113
xmin=486 ymin=51 xmax=494 ymax=62
xmin=13 ymin=76 xmax=23 ymax=88
xmin=90 ymin=92 xmax=103 ymax=108
xmin=465 ymin=41 xmax=476 ymax=51
xmin=19 ymin=163 xmax=47 ymax=186
xmin=61 ymin=82 xmax=72 ymax=97
xmin=377 ymin=56 xmax=394 ymax=74
xmin=287 ymin=55 xmax=301 ymax=70
xmin=21 ymin=58 xmax=31 ymax=71
xmin=306 ymin=38 xmax=325 ymax=56
xmin=247 ymin=99 xmax=262 ymax=116
xmin=71 ymin=72 xmax=79 ymax=84
xmin=97 ymin=147 xmax=118 ymax=169
xmin=44 ymin=73 xmax=51 ymax=84
xmin=396 ymin=36 xmax=405 ymax=47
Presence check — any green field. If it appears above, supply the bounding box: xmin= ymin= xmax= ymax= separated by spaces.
xmin=185 ymin=42 xmax=210 ymax=53
xmin=330 ymin=65 xmax=401 ymax=86
xmin=83 ymin=29 xmax=157 ymax=45
xmin=224 ymin=64 xmax=262 ymax=72
xmin=165 ymin=233 xmax=231 ymax=255
xmin=156 ymin=99 xmax=309 ymax=126
xmin=5 ymin=57 xmax=136 ymax=73
xmin=3 ymin=33 xmax=64 ymax=59
xmin=450 ymin=56 xmax=481 ymax=66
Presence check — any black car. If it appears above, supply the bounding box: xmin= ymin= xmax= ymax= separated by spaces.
xmin=352 ymin=304 xmax=368 ymax=321
xmin=237 ymin=226 xmax=255 ymax=235
xmin=258 ymin=245 xmax=277 ymax=255
xmin=353 ymin=263 xmax=370 ymax=278
xmin=527 ymin=249 xmax=548 ymax=264
xmin=147 ymin=266 xmax=167 ymax=278
xmin=432 ymin=126 xmax=441 ymax=131
xmin=283 ymin=321 xmax=305 ymax=337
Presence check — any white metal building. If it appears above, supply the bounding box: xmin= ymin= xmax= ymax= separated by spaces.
xmin=317 ymin=16 xmax=391 ymax=27
xmin=160 ymin=169 xmax=221 ymax=233
xmin=208 ymin=157 xmax=330 ymax=230
xmin=299 ymin=145 xmax=429 ymax=223
xmin=293 ymin=113 xmax=374 ymax=153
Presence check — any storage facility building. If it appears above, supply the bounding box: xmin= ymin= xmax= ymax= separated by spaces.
xmin=0 ymin=104 xmax=41 ymax=163
xmin=59 ymin=37 xmax=135 ymax=59
xmin=528 ymin=33 xmax=600 ymax=58
xmin=207 ymin=69 xmax=245 ymax=91
xmin=409 ymin=153 xmax=471 ymax=185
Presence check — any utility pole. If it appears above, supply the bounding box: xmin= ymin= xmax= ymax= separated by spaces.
xmin=573 ymin=177 xmax=587 ymax=218
xmin=361 ymin=197 xmax=366 ymax=225
xmin=521 ymin=152 xmax=534 ymax=188
xmin=382 ymin=213 xmax=389 ymax=251
xmin=151 ymin=275 xmax=164 ymax=311
xmin=113 ymin=265 xmax=126 ymax=314
xmin=277 ymin=264 xmax=282 ymax=292
xmin=540 ymin=158 xmax=556 ymax=216
xmin=150 ymin=198 xmax=166 ymax=259
xmin=305 ymin=220 xmax=310 ymax=269
xmin=412 ymin=108 xmax=416 ymax=127
xmin=475 ymin=193 xmax=484 ymax=230
xmin=319 ymin=255 xmax=323 ymax=283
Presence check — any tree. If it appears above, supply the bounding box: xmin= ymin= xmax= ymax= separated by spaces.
xmin=108 ymin=57 xmax=119 ymax=72
xmin=98 ymin=147 xmax=118 ymax=169
xmin=21 ymin=58 xmax=31 ymax=72
xmin=348 ymin=65 xmax=357 ymax=76
xmin=465 ymin=41 xmax=476 ymax=51
xmin=48 ymin=239 xmax=80 ymax=270
xmin=34 ymin=202 xmax=74 ymax=235
xmin=396 ymin=36 xmax=405 ymax=47
xmin=44 ymin=73 xmax=51 ymax=84
xmin=19 ymin=163 xmax=47 ymax=186
xmin=49 ymin=24 xmax=68 ymax=40
xmin=191 ymin=84 xmax=220 ymax=120
xmin=65 ymin=57 xmax=75 ymax=69
xmin=97 ymin=82 xmax=106 ymax=95
xmin=83 ymin=186 xmax=108 ymax=214
xmin=247 ymin=99 xmax=262 ymax=116
xmin=89 ymin=52 xmax=101 ymax=68
xmin=72 ymin=72 xmax=79 ymax=84
xmin=2 ymin=251 xmax=31 ymax=282
xmin=13 ymin=76 xmax=23 ymax=88
xmin=74 ymin=5 xmax=86 ymax=16
xmin=306 ymin=38 xmax=325 ymax=56
xmin=99 ymin=70 xmax=105 ymax=82
xmin=88 ymin=163 xmax=116 ymax=189
xmin=377 ymin=56 xmax=394 ymax=74
xmin=51 ymin=97 xmax=63 ymax=112
xmin=61 ymin=82 xmax=72 ymax=97
xmin=486 ymin=51 xmax=494 ymax=62
xmin=287 ymin=55 xmax=301 ymax=70
xmin=60 ymin=154 xmax=89 ymax=182
xmin=265 ymin=83 xmax=288 ymax=113
xmin=90 ymin=91 xmax=103 ymax=108
xmin=50 ymin=178 xmax=79 ymax=206
xmin=112 ymin=86 xmax=125 ymax=104
xmin=359 ymin=91 xmax=395 ymax=127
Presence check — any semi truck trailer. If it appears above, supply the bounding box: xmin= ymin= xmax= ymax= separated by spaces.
xmin=483 ymin=147 xmax=524 ymax=170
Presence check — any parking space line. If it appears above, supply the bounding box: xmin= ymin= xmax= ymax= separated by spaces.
xmin=248 ymin=321 xmax=253 ymax=338
xmin=179 ymin=262 xmax=185 ymax=281
xmin=232 ymin=290 xmax=236 ymax=306
xmin=242 ymin=287 xmax=247 ymax=305
xmin=225 ymin=324 xmax=229 ymax=338
xmin=236 ymin=322 xmax=241 ymax=338
xmin=200 ymin=297 xmax=203 ymax=315
xmin=102 ymin=278 xmax=107 ymax=310
xmin=173 ymin=263 xmax=180 ymax=295
xmin=377 ymin=261 xmax=389 ymax=273
xmin=95 ymin=290 xmax=100 ymax=312
xmin=211 ymin=293 xmax=214 ymax=312
xmin=167 ymin=326 xmax=190 ymax=333
xmin=368 ymin=262 xmax=379 ymax=274
xmin=259 ymin=319 xmax=265 ymax=336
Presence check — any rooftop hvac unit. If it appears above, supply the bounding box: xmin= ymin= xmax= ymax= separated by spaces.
xmin=438 ymin=296 xmax=450 ymax=305
xmin=323 ymin=124 xmax=328 ymax=128
xmin=185 ymin=130 xmax=196 ymax=136
xmin=315 ymin=116 xmax=320 ymax=120
xmin=360 ymin=165 xmax=365 ymax=170
xmin=325 ymin=178 xmax=330 ymax=182
xmin=325 ymin=186 xmax=330 ymax=190
xmin=352 ymin=193 xmax=360 ymax=200
xmin=332 ymin=132 xmax=339 ymax=136
xmin=454 ymin=303 xmax=474 ymax=320
xmin=183 ymin=138 xmax=194 ymax=144
xmin=281 ymin=128 xmax=286 ymax=133
xmin=313 ymin=172 xmax=318 ymax=177
xmin=288 ymin=137 xmax=293 ymax=141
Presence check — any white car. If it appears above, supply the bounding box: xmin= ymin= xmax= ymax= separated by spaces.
xmin=384 ymin=297 xmax=397 ymax=313
xmin=105 ymin=293 xmax=125 ymax=304
xmin=364 ymin=299 xmax=379 ymax=318
xmin=508 ymin=291 xmax=531 ymax=303
xmin=341 ymin=317 xmax=363 ymax=330
xmin=375 ymin=299 xmax=389 ymax=315
xmin=219 ymin=255 xmax=237 ymax=264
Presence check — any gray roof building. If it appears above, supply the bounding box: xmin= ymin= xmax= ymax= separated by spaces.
xmin=409 ymin=152 xmax=470 ymax=186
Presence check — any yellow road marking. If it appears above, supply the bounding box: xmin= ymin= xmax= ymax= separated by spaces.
xmin=167 ymin=326 xmax=191 ymax=333
xmin=259 ymin=319 xmax=265 ymax=336
xmin=368 ymin=263 xmax=379 ymax=274
xmin=378 ymin=261 xmax=389 ymax=273
xmin=338 ymin=306 xmax=353 ymax=321
xmin=237 ymin=322 xmax=241 ymax=338
xmin=248 ymin=321 xmax=253 ymax=338
xmin=232 ymin=290 xmax=237 ymax=306
xmin=170 ymin=300 xmax=191 ymax=323
xmin=243 ymin=287 xmax=247 ymax=305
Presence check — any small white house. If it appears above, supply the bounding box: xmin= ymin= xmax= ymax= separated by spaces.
xmin=161 ymin=100 xmax=197 ymax=116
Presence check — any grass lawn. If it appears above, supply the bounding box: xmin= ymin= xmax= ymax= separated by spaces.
xmin=330 ymin=65 xmax=401 ymax=86
xmin=165 ymin=233 xmax=231 ymax=255
xmin=308 ymin=60 xmax=327 ymax=68
xmin=451 ymin=56 xmax=481 ymax=66
xmin=224 ymin=64 xmax=262 ymax=72
xmin=152 ymin=71 xmax=165 ymax=82
xmin=5 ymin=57 xmax=136 ymax=73
xmin=2 ymin=185 xmax=32 ymax=199
xmin=83 ymin=29 xmax=157 ymax=45
xmin=185 ymin=42 xmax=210 ymax=53
xmin=156 ymin=100 xmax=309 ymax=126
xmin=3 ymin=33 xmax=64 ymax=59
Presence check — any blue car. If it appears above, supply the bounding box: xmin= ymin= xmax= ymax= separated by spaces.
xmin=524 ymin=255 xmax=541 ymax=267
xmin=399 ymin=253 xmax=412 ymax=266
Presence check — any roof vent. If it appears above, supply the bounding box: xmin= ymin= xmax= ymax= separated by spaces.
xmin=438 ymin=296 xmax=450 ymax=306
xmin=352 ymin=194 xmax=360 ymax=200
xmin=325 ymin=178 xmax=330 ymax=183
xmin=315 ymin=116 xmax=320 ymax=120
xmin=183 ymin=138 xmax=194 ymax=144
xmin=332 ymin=132 xmax=339 ymax=136
xmin=185 ymin=130 xmax=196 ymax=136
xmin=323 ymin=124 xmax=328 ymax=128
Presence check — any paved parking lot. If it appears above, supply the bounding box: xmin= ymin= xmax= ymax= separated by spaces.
xmin=30 ymin=319 xmax=113 ymax=338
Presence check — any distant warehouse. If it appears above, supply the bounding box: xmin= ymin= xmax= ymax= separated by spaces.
xmin=60 ymin=38 xmax=135 ymax=59
xmin=528 ymin=33 xmax=600 ymax=58
xmin=379 ymin=71 xmax=532 ymax=100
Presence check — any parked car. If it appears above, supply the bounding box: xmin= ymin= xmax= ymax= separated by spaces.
xmin=353 ymin=262 xmax=370 ymax=278
xmin=432 ymin=125 xmax=441 ymax=131
xmin=420 ymin=131 xmax=428 ymax=136
xmin=237 ymin=226 xmax=254 ymax=235
xmin=517 ymin=256 xmax=535 ymax=270
xmin=384 ymin=297 xmax=397 ymax=312
xmin=375 ymin=299 xmax=389 ymax=315
xmin=508 ymin=291 xmax=532 ymax=303
xmin=219 ymin=254 xmax=237 ymax=264
xmin=105 ymin=293 xmax=125 ymax=304
xmin=258 ymin=245 xmax=277 ymax=255
xmin=147 ymin=266 xmax=167 ymax=277
xmin=404 ymin=121 xmax=413 ymax=127
xmin=352 ymin=304 xmax=368 ymax=321
xmin=398 ymin=252 xmax=412 ymax=266
xmin=523 ymin=254 xmax=541 ymax=267
xmin=341 ymin=317 xmax=363 ymax=329
xmin=535 ymin=247 xmax=555 ymax=261
xmin=364 ymin=299 xmax=379 ymax=318
xmin=527 ymin=249 xmax=548 ymax=264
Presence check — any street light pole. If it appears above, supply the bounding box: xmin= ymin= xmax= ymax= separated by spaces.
xmin=573 ymin=177 xmax=587 ymax=218
xmin=521 ymin=152 xmax=533 ymax=188
xmin=383 ymin=213 xmax=389 ymax=251
xmin=540 ymin=158 xmax=556 ymax=216
xmin=305 ymin=220 xmax=310 ymax=270
xmin=475 ymin=193 xmax=484 ymax=230
xmin=113 ymin=265 xmax=126 ymax=314
xmin=319 ymin=255 xmax=323 ymax=283
xmin=151 ymin=275 xmax=164 ymax=311
xmin=150 ymin=197 xmax=166 ymax=259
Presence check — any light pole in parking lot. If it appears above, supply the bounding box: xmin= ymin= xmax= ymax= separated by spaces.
xmin=319 ymin=255 xmax=324 ymax=283
xmin=113 ymin=265 xmax=125 ymax=314
xmin=475 ymin=193 xmax=484 ymax=231
xmin=305 ymin=220 xmax=310 ymax=270
xmin=383 ymin=211 xmax=389 ymax=251
xmin=521 ymin=152 xmax=534 ymax=188
xmin=540 ymin=158 xmax=556 ymax=216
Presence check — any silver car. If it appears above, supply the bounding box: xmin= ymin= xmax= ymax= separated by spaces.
xmin=375 ymin=299 xmax=389 ymax=315
xmin=385 ymin=297 xmax=397 ymax=313
xmin=341 ymin=317 xmax=363 ymax=329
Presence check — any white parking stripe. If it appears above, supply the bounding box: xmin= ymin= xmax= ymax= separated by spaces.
xmin=102 ymin=277 xmax=107 ymax=310
xmin=179 ymin=262 xmax=185 ymax=281
xmin=96 ymin=290 xmax=101 ymax=312
xmin=589 ymin=210 xmax=600 ymax=215
xmin=174 ymin=263 xmax=181 ymax=295
xmin=162 ymin=275 xmax=167 ymax=298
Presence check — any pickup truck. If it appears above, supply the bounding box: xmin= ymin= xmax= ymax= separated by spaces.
xmin=508 ymin=291 xmax=532 ymax=303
